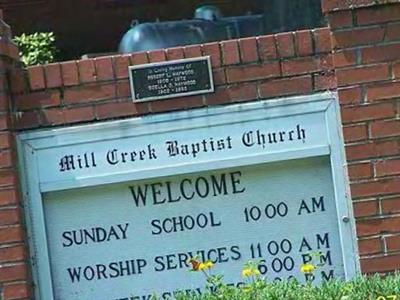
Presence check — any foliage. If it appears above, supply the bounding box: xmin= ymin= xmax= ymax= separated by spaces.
xmin=13 ymin=32 xmax=56 ymax=66
xmin=169 ymin=273 xmax=400 ymax=300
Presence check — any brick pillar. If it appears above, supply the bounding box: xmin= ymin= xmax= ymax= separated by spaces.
xmin=323 ymin=0 xmax=400 ymax=273
xmin=0 ymin=11 xmax=32 ymax=300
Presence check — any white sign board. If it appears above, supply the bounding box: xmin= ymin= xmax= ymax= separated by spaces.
xmin=18 ymin=93 xmax=359 ymax=300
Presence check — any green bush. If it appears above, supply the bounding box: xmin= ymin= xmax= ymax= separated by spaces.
xmin=13 ymin=32 xmax=57 ymax=66
xmin=156 ymin=274 xmax=400 ymax=300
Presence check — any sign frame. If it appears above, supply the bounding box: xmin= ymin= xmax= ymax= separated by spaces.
xmin=17 ymin=92 xmax=360 ymax=300
xmin=128 ymin=56 xmax=214 ymax=102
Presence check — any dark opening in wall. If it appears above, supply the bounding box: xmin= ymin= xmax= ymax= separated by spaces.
xmin=2 ymin=0 xmax=325 ymax=60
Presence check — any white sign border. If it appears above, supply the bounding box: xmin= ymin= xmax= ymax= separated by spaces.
xmin=17 ymin=92 xmax=360 ymax=300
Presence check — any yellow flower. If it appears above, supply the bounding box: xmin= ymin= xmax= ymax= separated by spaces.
xmin=300 ymin=263 xmax=316 ymax=274
xmin=242 ymin=267 xmax=261 ymax=277
xmin=197 ymin=260 xmax=214 ymax=271
xmin=204 ymin=260 xmax=214 ymax=269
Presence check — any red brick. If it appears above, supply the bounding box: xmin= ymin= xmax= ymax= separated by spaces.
xmin=0 ymin=132 xmax=12 ymax=149
xmin=0 ymin=74 xmax=7 ymax=93
xmin=0 ymin=189 xmax=18 ymax=206
xmin=95 ymin=56 xmax=114 ymax=81
xmin=0 ymin=114 xmax=8 ymax=130
xmin=362 ymin=43 xmax=400 ymax=64
xmin=113 ymin=55 xmax=130 ymax=79
xmin=386 ymin=235 xmax=400 ymax=252
xmin=148 ymin=49 xmax=166 ymax=63
xmin=0 ymin=208 xmax=20 ymax=225
xmin=206 ymin=84 xmax=257 ymax=105
xmin=78 ymin=59 xmax=96 ymax=83
xmin=371 ymin=119 xmax=400 ymax=139
xmin=238 ymin=37 xmax=258 ymax=63
xmin=96 ymin=102 xmax=146 ymax=119
xmin=382 ymin=197 xmax=400 ymax=214
xmin=348 ymin=162 xmax=372 ymax=179
xmin=336 ymin=64 xmax=389 ymax=86
xmin=0 ymin=245 xmax=25 ymax=263
xmin=358 ymin=238 xmax=381 ymax=255
xmin=14 ymin=111 xmax=40 ymax=129
xmin=375 ymin=159 xmax=400 ymax=177
xmin=386 ymin=23 xmax=400 ymax=41
xmin=361 ymin=253 xmax=400 ymax=273
xmin=150 ymin=96 xmax=204 ymax=113
xmin=282 ymin=57 xmax=317 ymax=76
xmin=0 ymin=150 xmax=12 ymax=169
xmin=295 ymin=30 xmax=313 ymax=56
xmin=212 ymin=69 xmax=226 ymax=86
xmin=183 ymin=45 xmax=202 ymax=58
xmin=333 ymin=49 xmax=357 ymax=67
xmin=343 ymin=124 xmax=368 ymax=142
xmin=357 ymin=5 xmax=400 ymax=25
xmin=394 ymin=62 xmax=400 ymax=78
xmin=353 ymin=200 xmax=378 ymax=217
xmin=205 ymin=87 xmax=230 ymax=106
xmin=63 ymin=107 xmax=95 ymax=124
xmin=259 ymin=75 xmax=312 ymax=98
xmin=367 ymin=81 xmax=400 ymax=101
xmin=61 ymin=61 xmax=79 ymax=86
xmin=226 ymin=62 xmax=280 ymax=83
xmin=341 ymin=102 xmax=395 ymax=124
xmin=0 ymin=263 xmax=27 ymax=282
xmin=116 ymin=80 xmax=131 ymax=98
xmin=27 ymin=65 xmax=45 ymax=91
xmin=313 ymin=27 xmax=332 ymax=53
xmin=166 ymin=47 xmax=184 ymax=61
xmin=0 ymin=94 xmax=9 ymax=111
xmin=275 ymin=32 xmax=295 ymax=58
xmin=351 ymin=177 xmax=400 ymax=198
xmin=257 ymin=35 xmax=277 ymax=61
xmin=15 ymin=90 xmax=60 ymax=110
xmin=0 ymin=170 xmax=17 ymax=187
xmin=44 ymin=63 xmax=62 ymax=88
xmin=357 ymin=216 xmax=400 ymax=236
xmin=3 ymin=282 xmax=30 ymax=299
xmin=346 ymin=140 xmax=399 ymax=161
xmin=0 ymin=226 xmax=24 ymax=244
xmin=42 ymin=107 xmax=94 ymax=125
xmin=332 ymin=27 xmax=384 ymax=49
xmin=314 ymin=73 xmax=337 ymax=91
xmin=64 ymin=84 xmax=116 ymax=104
xmin=339 ymin=86 xmax=362 ymax=105
xmin=130 ymin=51 xmax=148 ymax=65
xmin=221 ymin=40 xmax=240 ymax=65
xmin=202 ymin=43 xmax=221 ymax=67
xmin=328 ymin=10 xmax=353 ymax=28
xmin=10 ymin=70 xmax=27 ymax=94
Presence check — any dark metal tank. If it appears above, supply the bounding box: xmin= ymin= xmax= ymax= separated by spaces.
xmin=119 ymin=0 xmax=324 ymax=53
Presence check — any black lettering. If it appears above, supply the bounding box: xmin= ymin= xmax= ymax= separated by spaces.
xmin=151 ymin=182 xmax=165 ymax=205
xmin=62 ymin=231 xmax=73 ymax=247
xmin=129 ymin=185 xmax=149 ymax=207
xmin=231 ymin=171 xmax=245 ymax=194
xmin=154 ymin=256 xmax=165 ymax=272
xmin=67 ymin=267 xmax=81 ymax=283
xmin=151 ymin=219 xmax=162 ymax=235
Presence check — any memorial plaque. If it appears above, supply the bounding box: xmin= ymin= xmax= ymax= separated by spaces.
xmin=129 ymin=56 xmax=214 ymax=102
xmin=18 ymin=93 xmax=359 ymax=300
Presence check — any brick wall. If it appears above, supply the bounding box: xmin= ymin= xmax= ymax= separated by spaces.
xmin=12 ymin=28 xmax=333 ymax=129
xmin=0 ymin=11 xmax=31 ymax=300
xmin=0 ymin=1 xmax=399 ymax=299
xmin=323 ymin=0 xmax=400 ymax=274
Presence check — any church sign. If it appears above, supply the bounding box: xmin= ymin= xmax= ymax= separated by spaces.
xmin=17 ymin=93 xmax=359 ymax=300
